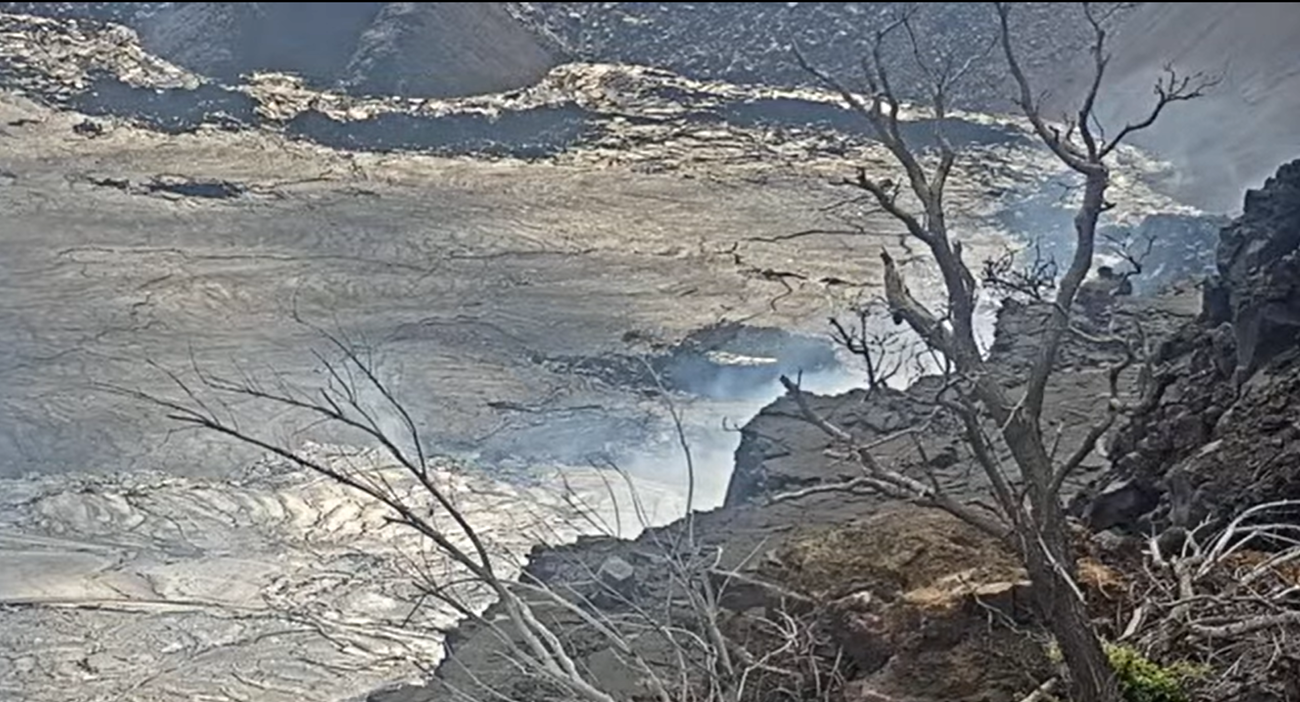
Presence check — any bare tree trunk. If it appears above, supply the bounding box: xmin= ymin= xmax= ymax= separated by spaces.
xmin=1025 ymin=528 xmax=1121 ymax=702
xmin=1005 ymin=421 xmax=1122 ymax=702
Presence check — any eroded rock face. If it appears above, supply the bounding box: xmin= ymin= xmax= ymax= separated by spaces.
xmin=139 ymin=2 xmax=562 ymax=97
xmin=1084 ymin=159 xmax=1300 ymax=534
xmin=138 ymin=3 xmax=383 ymax=85
xmin=1214 ymin=159 xmax=1300 ymax=382
xmin=341 ymin=3 xmax=560 ymax=97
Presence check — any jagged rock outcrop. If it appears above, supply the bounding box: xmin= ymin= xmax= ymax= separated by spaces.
xmin=727 ymin=296 xmax=1194 ymax=513
xmin=1212 ymin=159 xmax=1300 ymax=381
xmin=138 ymin=2 xmax=562 ymax=97
xmin=1085 ymin=159 xmax=1300 ymax=534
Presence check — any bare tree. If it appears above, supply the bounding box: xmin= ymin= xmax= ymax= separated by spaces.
xmin=982 ymin=237 xmax=1060 ymax=303
xmin=829 ymin=296 xmax=912 ymax=397
xmin=788 ymin=3 xmax=1216 ymax=700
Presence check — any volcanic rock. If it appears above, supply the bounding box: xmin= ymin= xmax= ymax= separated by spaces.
xmin=1083 ymin=159 xmax=1300 ymax=533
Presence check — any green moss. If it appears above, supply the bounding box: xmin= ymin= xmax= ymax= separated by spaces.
xmin=1104 ymin=643 xmax=1207 ymax=702
xmin=1044 ymin=641 xmax=1206 ymax=702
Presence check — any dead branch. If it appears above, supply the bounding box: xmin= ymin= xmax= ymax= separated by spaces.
xmin=1099 ymin=64 xmax=1221 ymax=159
xmin=982 ymin=240 xmax=1059 ymax=302
xmin=769 ymin=475 xmax=897 ymax=504
xmin=880 ymin=249 xmax=955 ymax=353
xmin=709 ymin=568 xmax=815 ymax=605
xmin=829 ymin=298 xmax=909 ymax=395
xmin=1017 ymin=677 xmax=1059 ymax=702
xmin=1191 ymin=612 xmax=1300 ymax=639
xmin=744 ymin=227 xmax=867 ymax=243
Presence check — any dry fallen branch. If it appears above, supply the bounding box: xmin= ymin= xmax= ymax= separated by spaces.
xmin=1017 ymin=676 xmax=1059 ymax=702
xmin=1190 ymin=612 xmax=1300 ymax=639
xmin=1126 ymin=501 xmax=1300 ymax=697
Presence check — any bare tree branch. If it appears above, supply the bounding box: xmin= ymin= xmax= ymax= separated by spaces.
xmin=1100 ymin=64 xmax=1221 ymax=159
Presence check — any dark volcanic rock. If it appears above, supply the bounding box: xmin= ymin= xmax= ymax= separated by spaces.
xmin=712 ymin=98 xmax=1030 ymax=150
xmin=70 ymin=76 xmax=259 ymax=132
xmin=1099 ymin=212 xmax=1229 ymax=296
xmin=727 ymin=295 xmax=1193 ymax=510
xmin=1082 ymin=159 xmax=1300 ymax=534
xmin=284 ymin=104 xmax=593 ymax=157
xmin=0 ymin=1 xmax=162 ymax=23
xmin=514 ymin=2 xmax=1099 ymax=111
xmin=138 ymin=3 xmax=385 ymax=85
xmin=726 ymin=385 xmax=954 ymax=508
xmin=1214 ymin=159 xmax=1300 ymax=382
xmin=517 ymin=3 xmax=1300 ymax=211
xmin=7 ymin=2 xmax=562 ymax=98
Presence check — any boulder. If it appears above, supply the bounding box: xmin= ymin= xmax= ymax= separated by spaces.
xmin=595 ymin=554 xmax=636 ymax=601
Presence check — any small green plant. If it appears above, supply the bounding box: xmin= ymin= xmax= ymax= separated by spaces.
xmin=1103 ymin=643 xmax=1207 ymax=702
xmin=1044 ymin=641 xmax=1206 ymax=702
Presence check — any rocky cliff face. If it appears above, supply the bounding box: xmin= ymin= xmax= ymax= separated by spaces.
xmin=1085 ymin=159 xmax=1300 ymax=534
xmin=1214 ymin=160 xmax=1300 ymax=379
xmin=513 ymin=2 xmax=1096 ymax=110
xmin=137 ymin=3 xmax=386 ymax=86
